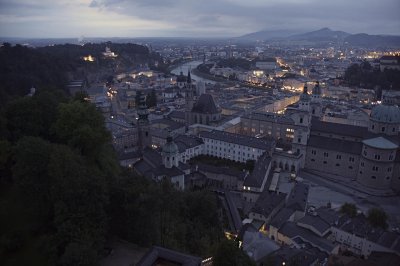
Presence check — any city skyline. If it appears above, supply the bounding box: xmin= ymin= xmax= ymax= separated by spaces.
xmin=0 ymin=0 xmax=400 ymax=38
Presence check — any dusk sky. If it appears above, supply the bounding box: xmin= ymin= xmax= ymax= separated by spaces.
xmin=0 ymin=0 xmax=399 ymax=38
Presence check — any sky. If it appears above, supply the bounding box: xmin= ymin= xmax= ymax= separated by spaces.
xmin=0 ymin=0 xmax=399 ymax=38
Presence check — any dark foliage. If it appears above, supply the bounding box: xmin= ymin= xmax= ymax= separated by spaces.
xmin=217 ymin=58 xmax=254 ymax=70
xmin=1 ymin=90 xmax=224 ymax=265
xmin=344 ymin=61 xmax=400 ymax=97
xmin=109 ymin=173 xmax=223 ymax=257
xmin=367 ymin=208 xmax=388 ymax=229
xmin=340 ymin=202 xmax=357 ymax=218
xmin=213 ymin=239 xmax=255 ymax=266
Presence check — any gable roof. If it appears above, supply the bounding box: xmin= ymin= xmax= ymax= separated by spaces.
xmin=308 ymin=135 xmax=363 ymax=155
xmin=270 ymin=207 xmax=295 ymax=229
xmin=191 ymin=94 xmax=219 ymax=114
xmin=243 ymin=153 xmax=272 ymax=188
xmin=279 ymin=222 xmax=335 ymax=253
xmin=311 ymin=117 xmax=368 ymax=138
xmin=168 ymin=110 xmax=186 ymax=120
xmin=297 ymin=214 xmax=331 ymax=235
xmin=286 ymin=182 xmax=309 ymax=212
xmin=250 ymin=190 xmax=286 ymax=219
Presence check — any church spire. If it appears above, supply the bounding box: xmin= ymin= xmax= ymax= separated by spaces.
xmin=137 ymin=92 xmax=151 ymax=151
xmin=303 ymin=83 xmax=308 ymax=95
xmin=187 ymin=69 xmax=192 ymax=84
xmin=137 ymin=93 xmax=149 ymax=124
xmin=312 ymin=80 xmax=321 ymax=95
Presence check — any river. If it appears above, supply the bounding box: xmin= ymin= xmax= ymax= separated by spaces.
xmin=170 ymin=60 xmax=216 ymax=84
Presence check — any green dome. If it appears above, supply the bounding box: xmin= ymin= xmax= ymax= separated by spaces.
xmin=370 ymin=104 xmax=400 ymax=124
xmin=162 ymin=136 xmax=179 ymax=154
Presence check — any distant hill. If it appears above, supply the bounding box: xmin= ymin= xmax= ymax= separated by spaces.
xmin=238 ymin=27 xmax=400 ymax=47
xmin=287 ymin=27 xmax=350 ymax=42
xmin=344 ymin=33 xmax=400 ymax=48
xmin=237 ymin=29 xmax=302 ymax=41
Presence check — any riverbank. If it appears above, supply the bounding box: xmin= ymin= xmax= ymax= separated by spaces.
xmin=170 ymin=60 xmax=216 ymax=84
xmin=192 ymin=67 xmax=232 ymax=83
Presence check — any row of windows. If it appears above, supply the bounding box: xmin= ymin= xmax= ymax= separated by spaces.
xmin=207 ymin=146 xmax=257 ymax=157
xmin=206 ymin=144 xmax=260 ymax=153
xmin=311 ymin=159 xmax=354 ymax=169
xmin=205 ymin=139 xmax=257 ymax=151
xmin=371 ymin=124 xmax=397 ymax=133
xmin=208 ymin=152 xmax=252 ymax=162
xmin=360 ymin=162 xmax=392 ymax=172
xmin=363 ymin=150 xmax=394 ymax=161
xmin=359 ymin=171 xmax=391 ymax=180
xmin=311 ymin=150 xmax=356 ymax=162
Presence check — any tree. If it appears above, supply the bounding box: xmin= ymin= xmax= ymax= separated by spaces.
xmin=340 ymin=203 xmax=357 ymax=217
xmin=213 ymin=239 xmax=255 ymax=266
xmin=48 ymin=144 xmax=108 ymax=265
xmin=52 ymin=100 xmax=110 ymax=157
xmin=0 ymin=140 xmax=12 ymax=180
xmin=4 ymin=90 xmax=65 ymax=141
xmin=5 ymin=97 xmax=44 ymax=141
xmin=12 ymin=136 xmax=53 ymax=218
xmin=367 ymin=208 xmax=388 ymax=229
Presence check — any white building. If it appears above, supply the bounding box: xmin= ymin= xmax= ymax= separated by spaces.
xmin=199 ymin=130 xmax=275 ymax=163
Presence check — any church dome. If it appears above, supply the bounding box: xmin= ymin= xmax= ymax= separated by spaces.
xmin=162 ymin=136 xmax=179 ymax=155
xmin=370 ymin=104 xmax=400 ymax=124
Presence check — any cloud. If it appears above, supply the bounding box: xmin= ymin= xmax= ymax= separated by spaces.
xmin=0 ymin=0 xmax=399 ymax=37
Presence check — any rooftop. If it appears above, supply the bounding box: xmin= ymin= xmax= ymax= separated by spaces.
xmin=250 ymin=190 xmax=287 ymax=219
xmin=362 ymin=136 xmax=398 ymax=150
xmin=311 ymin=117 xmax=368 ymax=138
xmin=286 ymin=182 xmax=309 ymax=212
xmin=297 ymin=214 xmax=331 ymax=236
xmin=137 ymin=246 xmax=202 ymax=266
xmin=168 ymin=110 xmax=186 ymax=120
xmin=243 ymin=153 xmax=272 ymax=188
xmin=280 ymin=222 xmax=336 ymax=253
xmin=191 ymin=94 xmax=219 ymax=114
xmin=270 ymin=207 xmax=295 ymax=229
xmin=308 ymin=135 xmax=363 ymax=155
xmin=370 ymin=104 xmax=400 ymax=124
xmin=151 ymin=118 xmax=185 ymax=131
xmin=242 ymin=111 xmax=295 ymax=125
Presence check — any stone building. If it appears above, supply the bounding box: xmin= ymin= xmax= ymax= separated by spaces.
xmin=239 ymin=82 xmax=400 ymax=191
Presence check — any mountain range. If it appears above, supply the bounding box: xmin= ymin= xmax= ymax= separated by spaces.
xmin=238 ymin=27 xmax=400 ymax=47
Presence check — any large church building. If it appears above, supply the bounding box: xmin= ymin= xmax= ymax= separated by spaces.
xmin=241 ymin=82 xmax=400 ymax=191
xmin=306 ymin=97 xmax=400 ymax=190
